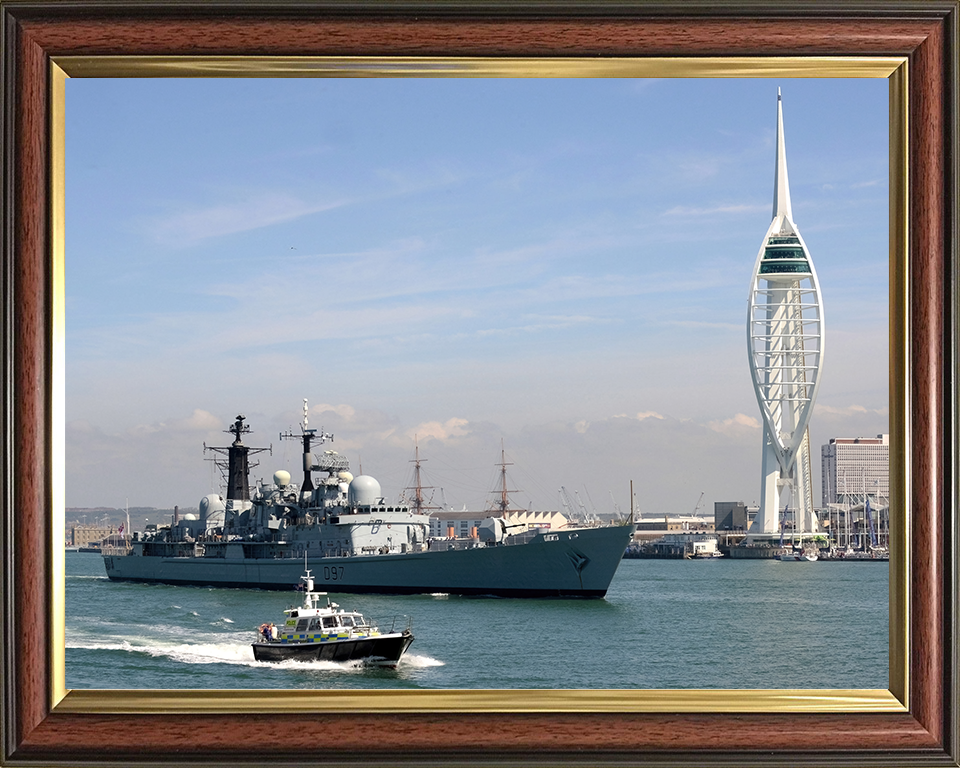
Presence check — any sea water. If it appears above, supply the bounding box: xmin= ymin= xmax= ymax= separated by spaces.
xmin=65 ymin=551 xmax=888 ymax=690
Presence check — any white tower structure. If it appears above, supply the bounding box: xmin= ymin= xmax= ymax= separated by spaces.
xmin=746 ymin=90 xmax=825 ymax=544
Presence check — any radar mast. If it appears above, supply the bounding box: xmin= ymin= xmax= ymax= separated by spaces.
xmin=204 ymin=415 xmax=271 ymax=501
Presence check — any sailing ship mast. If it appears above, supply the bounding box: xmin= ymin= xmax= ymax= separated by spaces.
xmin=488 ymin=440 xmax=524 ymax=517
xmin=404 ymin=437 xmax=441 ymax=514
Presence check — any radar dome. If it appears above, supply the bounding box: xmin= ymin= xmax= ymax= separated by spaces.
xmin=348 ymin=475 xmax=381 ymax=507
xmin=338 ymin=471 xmax=354 ymax=484
xmin=199 ymin=493 xmax=225 ymax=525
xmin=273 ymin=470 xmax=291 ymax=487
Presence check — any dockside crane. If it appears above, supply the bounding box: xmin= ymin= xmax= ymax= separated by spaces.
xmin=574 ymin=490 xmax=593 ymax=523
xmin=692 ymin=491 xmax=705 ymax=518
xmin=609 ymin=490 xmax=624 ymax=521
xmin=558 ymin=486 xmax=577 ymax=523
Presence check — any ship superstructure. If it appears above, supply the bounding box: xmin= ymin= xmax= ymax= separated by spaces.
xmin=745 ymin=90 xmax=825 ymax=544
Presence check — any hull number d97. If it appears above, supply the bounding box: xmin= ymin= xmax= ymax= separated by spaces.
xmin=323 ymin=566 xmax=345 ymax=581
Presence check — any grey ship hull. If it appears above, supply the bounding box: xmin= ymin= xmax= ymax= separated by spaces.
xmin=103 ymin=524 xmax=632 ymax=598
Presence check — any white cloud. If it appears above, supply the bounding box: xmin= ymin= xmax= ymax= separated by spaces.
xmin=815 ymin=404 xmax=877 ymax=416
xmin=627 ymin=79 xmax=662 ymax=94
xmin=173 ymin=409 xmax=222 ymax=431
xmin=636 ymin=411 xmax=664 ymax=421
xmin=662 ymin=320 xmax=742 ymax=331
xmin=475 ymin=314 xmax=605 ymax=337
xmin=127 ymin=409 xmax=223 ymax=436
xmin=310 ymin=403 xmax=357 ymax=421
xmin=662 ymin=203 xmax=767 ymax=217
xmin=408 ymin=418 xmax=470 ymax=442
xmin=146 ymin=192 xmax=348 ymax=246
xmin=707 ymin=413 xmax=761 ymax=433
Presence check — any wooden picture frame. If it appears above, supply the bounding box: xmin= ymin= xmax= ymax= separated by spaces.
xmin=2 ymin=2 xmax=957 ymax=765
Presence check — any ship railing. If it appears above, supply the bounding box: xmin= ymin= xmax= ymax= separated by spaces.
xmin=503 ymin=529 xmax=539 ymax=546
xmin=100 ymin=543 xmax=132 ymax=556
xmin=376 ymin=614 xmax=413 ymax=634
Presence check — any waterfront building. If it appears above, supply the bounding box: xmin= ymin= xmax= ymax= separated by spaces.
xmin=821 ymin=434 xmax=889 ymax=507
xmin=745 ymin=91 xmax=825 ymax=544
xmin=714 ymin=501 xmax=750 ymax=532
xmin=634 ymin=516 xmax=715 ymax=534
xmin=70 ymin=524 xmax=118 ymax=548
xmin=428 ymin=509 xmax=568 ymax=538
xmin=821 ymin=434 xmax=890 ymax=548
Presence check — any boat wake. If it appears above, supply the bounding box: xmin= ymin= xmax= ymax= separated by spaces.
xmin=67 ymin=636 xmax=255 ymax=665
xmin=252 ymin=653 xmax=443 ymax=671
xmin=68 ymin=635 xmax=443 ymax=671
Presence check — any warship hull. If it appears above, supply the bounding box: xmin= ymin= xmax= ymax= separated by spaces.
xmin=103 ymin=524 xmax=632 ymax=597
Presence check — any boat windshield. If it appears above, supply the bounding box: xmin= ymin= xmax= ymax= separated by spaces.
xmin=340 ymin=616 xmax=355 ymax=628
xmin=321 ymin=616 xmax=338 ymax=629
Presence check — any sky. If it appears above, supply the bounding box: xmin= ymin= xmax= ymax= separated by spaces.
xmin=65 ymin=76 xmax=889 ymax=518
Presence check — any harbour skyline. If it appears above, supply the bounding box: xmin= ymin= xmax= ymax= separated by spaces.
xmin=65 ymin=78 xmax=889 ymax=515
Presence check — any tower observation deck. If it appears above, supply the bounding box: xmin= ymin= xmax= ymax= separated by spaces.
xmin=746 ymin=90 xmax=825 ymax=544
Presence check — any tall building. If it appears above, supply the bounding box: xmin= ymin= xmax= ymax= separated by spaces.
xmin=821 ymin=434 xmax=890 ymax=507
xmin=745 ymin=91 xmax=826 ymax=542
xmin=714 ymin=501 xmax=750 ymax=531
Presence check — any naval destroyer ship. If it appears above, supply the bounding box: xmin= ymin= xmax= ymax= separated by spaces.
xmin=102 ymin=413 xmax=631 ymax=597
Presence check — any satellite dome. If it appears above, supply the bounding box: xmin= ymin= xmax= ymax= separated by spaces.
xmin=199 ymin=493 xmax=226 ymax=527
xmin=274 ymin=470 xmax=291 ymax=487
xmin=199 ymin=493 xmax=225 ymax=516
xmin=338 ymin=471 xmax=354 ymax=484
xmin=348 ymin=475 xmax=381 ymax=507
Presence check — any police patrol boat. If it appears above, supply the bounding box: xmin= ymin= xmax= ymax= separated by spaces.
xmin=252 ymin=568 xmax=413 ymax=666
xmin=102 ymin=405 xmax=632 ymax=597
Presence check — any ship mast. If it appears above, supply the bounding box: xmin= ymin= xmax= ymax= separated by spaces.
xmin=404 ymin=437 xmax=441 ymax=514
xmin=204 ymin=415 xmax=271 ymax=500
xmin=279 ymin=398 xmax=334 ymax=495
xmin=488 ymin=440 xmax=523 ymax=517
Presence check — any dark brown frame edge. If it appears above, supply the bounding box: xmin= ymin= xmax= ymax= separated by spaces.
xmin=1 ymin=2 xmax=957 ymax=766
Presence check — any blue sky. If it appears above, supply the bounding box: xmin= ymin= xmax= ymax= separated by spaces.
xmin=65 ymin=76 xmax=889 ymax=516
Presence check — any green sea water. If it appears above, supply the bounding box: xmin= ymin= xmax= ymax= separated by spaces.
xmin=65 ymin=551 xmax=888 ymax=690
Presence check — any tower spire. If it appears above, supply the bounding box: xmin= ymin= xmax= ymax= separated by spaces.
xmin=746 ymin=89 xmax=825 ymax=546
xmin=772 ymin=87 xmax=793 ymax=222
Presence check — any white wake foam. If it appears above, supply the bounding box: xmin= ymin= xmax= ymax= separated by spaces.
xmin=68 ymin=632 xmax=441 ymax=671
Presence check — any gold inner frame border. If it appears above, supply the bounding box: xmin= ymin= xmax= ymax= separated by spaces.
xmin=49 ymin=54 xmax=909 ymax=716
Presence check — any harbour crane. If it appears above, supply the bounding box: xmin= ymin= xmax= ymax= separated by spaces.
xmin=608 ymin=490 xmax=624 ymax=521
xmin=558 ymin=486 xmax=577 ymax=522
xmin=573 ymin=490 xmax=594 ymax=523
xmin=692 ymin=491 xmax=705 ymax=518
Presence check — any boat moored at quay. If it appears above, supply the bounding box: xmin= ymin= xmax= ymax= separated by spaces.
xmin=102 ymin=412 xmax=632 ymax=598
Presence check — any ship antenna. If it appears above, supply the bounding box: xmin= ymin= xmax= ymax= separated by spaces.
xmin=280 ymin=398 xmax=333 ymax=496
